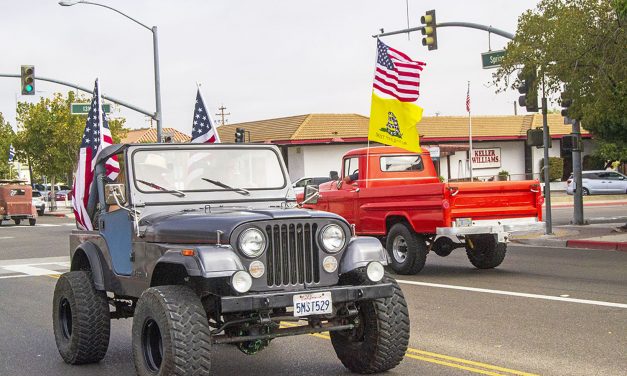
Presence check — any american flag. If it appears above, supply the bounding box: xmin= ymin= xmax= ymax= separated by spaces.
xmin=466 ymin=83 xmax=471 ymax=113
xmin=72 ymin=79 xmax=119 ymax=230
xmin=8 ymin=144 xmax=15 ymax=162
xmin=373 ymin=39 xmax=426 ymax=102
xmin=191 ymin=88 xmax=220 ymax=143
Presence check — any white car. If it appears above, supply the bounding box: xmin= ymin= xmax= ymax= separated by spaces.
xmin=292 ymin=176 xmax=333 ymax=195
xmin=32 ymin=191 xmax=46 ymax=215
xmin=566 ymin=170 xmax=627 ymax=195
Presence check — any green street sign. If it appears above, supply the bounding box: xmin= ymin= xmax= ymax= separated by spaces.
xmin=481 ymin=49 xmax=506 ymax=69
xmin=70 ymin=103 xmax=111 ymax=115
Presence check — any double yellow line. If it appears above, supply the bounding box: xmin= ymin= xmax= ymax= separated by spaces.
xmin=281 ymin=322 xmax=538 ymax=376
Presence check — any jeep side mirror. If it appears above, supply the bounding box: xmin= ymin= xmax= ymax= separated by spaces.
xmin=303 ymin=185 xmax=319 ymax=205
xmin=105 ymin=184 xmax=127 ymax=206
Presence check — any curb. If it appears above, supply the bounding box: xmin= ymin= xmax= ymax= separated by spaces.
xmin=566 ymin=239 xmax=627 ymax=252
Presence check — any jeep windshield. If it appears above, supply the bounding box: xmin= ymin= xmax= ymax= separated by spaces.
xmin=131 ymin=147 xmax=286 ymax=194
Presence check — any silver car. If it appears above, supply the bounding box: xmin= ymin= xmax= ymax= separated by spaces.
xmin=566 ymin=170 xmax=627 ymax=195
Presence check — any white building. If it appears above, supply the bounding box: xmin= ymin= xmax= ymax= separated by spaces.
xmin=217 ymin=113 xmax=594 ymax=183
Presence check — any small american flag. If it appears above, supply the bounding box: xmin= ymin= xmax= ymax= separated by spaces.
xmin=8 ymin=144 xmax=15 ymax=162
xmin=466 ymin=83 xmax=471 ymax=113
xmin=373 ymin=39 xmax=426 ymax=102
xmin=72 ymin=79 xmax=119 ymax=230
xmin=191 ymin=88 xmax=220 ymax=143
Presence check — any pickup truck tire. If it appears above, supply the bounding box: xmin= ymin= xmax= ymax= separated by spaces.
xmin=330 ymin=269 xmax=409 ymax=374
xmin=132 ymin=285 xmax=212 ymax=376
xmin=52 ymin=271 xmax=111 ymax=364
xmin=465 ymin=235 xmax=507 ymax=269
xmin=14 ymin=219 xmax=21 ymax=225
xmin=386 ymin=223 xmax=427 ymax=275
xmin=29 ymin=218 xmax=36 ymax=226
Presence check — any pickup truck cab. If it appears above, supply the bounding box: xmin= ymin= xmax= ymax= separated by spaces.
xmin=302 ymin=146 xmax=544 ymax=274
xmin=53 ymin=143 xmax=409 ymax=375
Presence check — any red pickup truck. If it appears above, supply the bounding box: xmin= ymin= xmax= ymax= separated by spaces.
xmin=301 ymin=146 xmax=544 ymax=274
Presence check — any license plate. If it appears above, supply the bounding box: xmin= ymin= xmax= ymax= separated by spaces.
xmin=293 ymin=291 xmax=332 ymax=317
xmin=455 ymin=217 xmax=473 ymax=227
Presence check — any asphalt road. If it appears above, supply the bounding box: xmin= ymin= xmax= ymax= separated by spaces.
xmin=550 ymin=203 xmax=627 ymax=225
xmin=1 ymin=216 xmax=626 ymax=375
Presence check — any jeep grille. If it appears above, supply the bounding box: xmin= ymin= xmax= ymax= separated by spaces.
xmin=265 ymin=223 xmax=320 ymax=287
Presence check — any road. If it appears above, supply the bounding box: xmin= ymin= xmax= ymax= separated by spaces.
xmin=549 ymin=202 xmax=627 ymax=225
xmin=1 ymin=216 xmax=626 ymax=375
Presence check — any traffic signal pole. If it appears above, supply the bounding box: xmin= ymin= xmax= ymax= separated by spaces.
xmin=572 ymin=119 xmax=585 ymax=225
xmin=541 ymin=96 xmax=553 ymax=234
xmin=373 ymin=22 xmax=514 ymax=41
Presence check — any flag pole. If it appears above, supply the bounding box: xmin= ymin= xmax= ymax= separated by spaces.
xmin=467 ymin=81 xmax=474 ymax=181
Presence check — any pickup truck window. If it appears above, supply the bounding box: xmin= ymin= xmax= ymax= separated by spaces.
xmin=132 ymin=147 xmax=286 ymax=193
xmin=379 ymin=155 xmax=424 ymax=172
xmin=343 ymin=157 xmax=359 ymax=179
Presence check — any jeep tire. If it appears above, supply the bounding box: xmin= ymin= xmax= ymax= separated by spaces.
xmin=386 ymin=223 xmax=427 ymax=274
xmin=53 ymin=271 xmax=111 ymax=364
xmin=132 ymin=285 xmax=212 ymax=376
xmin=330 ymin=269 xmax=410 ymax=374
xmin=466 ymin=234 xmax=507 ymax=269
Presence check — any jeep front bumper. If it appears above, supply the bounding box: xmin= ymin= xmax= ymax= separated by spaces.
xmin=220 ymin=283 xmax=394 ymax=313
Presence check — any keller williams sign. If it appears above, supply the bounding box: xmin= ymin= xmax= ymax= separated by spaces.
xmin=472 ymin=148 xmax=501 ymax=169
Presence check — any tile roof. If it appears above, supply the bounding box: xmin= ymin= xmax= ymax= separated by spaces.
xmin=215 ymin=113 xmax=590 ymax=144
xmin=122 ymin=128 xmax=191 ymax=144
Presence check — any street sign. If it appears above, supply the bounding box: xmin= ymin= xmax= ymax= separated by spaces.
xmin=427 ymin=146 xmax=440 ymax=159
xmin=70 ymin=103 xmax=111 ymax=115
xmin=481 ymin=50 xmax=506 ymax=69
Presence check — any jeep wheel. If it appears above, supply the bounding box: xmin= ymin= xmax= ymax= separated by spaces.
xmin=53 ymin=271 xmax=111 ymax=364
xmin=466 ymin=234 xmax=507 ymax=269
xmin=132 ymin=286 xmax=212 ymax=376
xmin=386 ymin=223 xmax=427 ymax=274
xmin=14 ymin=219 xmax=21 ymax=225
xmin=29 ymin=218 xmax=36 ymax=226
xmin=331 ymin=269 xmax=409 ymax=374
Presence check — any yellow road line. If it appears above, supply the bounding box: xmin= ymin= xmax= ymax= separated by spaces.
xmin=280 ymin=321 xmax=537 ymax=376
xmin=47 ymin=274 xmax=60 ymax=279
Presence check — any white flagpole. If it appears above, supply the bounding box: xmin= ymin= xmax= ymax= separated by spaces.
xmin=467 ymin=81 xmax=474 ymax=181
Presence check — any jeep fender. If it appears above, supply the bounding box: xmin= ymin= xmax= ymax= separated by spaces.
xmin=71 ymin=242 xmax=106 ymax=290
xmin=155 ymin=246 xmax=245 ymax=279
xmin=340 ymin=237 xmax=389 ymax=274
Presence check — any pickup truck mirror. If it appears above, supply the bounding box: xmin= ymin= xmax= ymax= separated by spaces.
xmin=303 ymin=185 xmax=319 ymax=204
xmin=105 ymin=184 xmax=127 ymax=206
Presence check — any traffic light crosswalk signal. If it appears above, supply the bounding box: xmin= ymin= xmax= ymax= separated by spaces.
xmin=420 ymin=10 xmax=438 ymax=50
xmin=517 ymin=67 xmax=538 ymax=112
xmin=20 ymin=65 xmax=35 ymax=95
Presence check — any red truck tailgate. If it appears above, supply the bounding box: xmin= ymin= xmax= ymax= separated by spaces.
xmin=445 ymin=180 xmax=542 ymax=224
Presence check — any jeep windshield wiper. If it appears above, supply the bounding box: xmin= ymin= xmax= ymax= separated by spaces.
xmin=136 ymin=179 xmax=186 ymax=197
xmin=201 ymin=178 xmax=250 ymax=196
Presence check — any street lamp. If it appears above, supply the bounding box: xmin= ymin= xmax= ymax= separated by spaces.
xmin=59 ymin=0 xmax=164 ymax=143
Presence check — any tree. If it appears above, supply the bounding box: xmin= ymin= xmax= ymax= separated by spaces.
xmin=0 ymin=112 xmax=16 ymax=179
xmin=15 ymin=91 xmax=127 ymax=188
xmin=495 ymin=0 xmax=626 ymax=154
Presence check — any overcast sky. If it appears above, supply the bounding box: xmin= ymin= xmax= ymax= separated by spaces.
xmin=1 ymin=0 xmax=541 ymax=135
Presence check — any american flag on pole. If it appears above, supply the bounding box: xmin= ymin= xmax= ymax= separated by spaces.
xmin=466 ymin=83 xmax=471 ymax=113
xmin=191 ymin=88 xmax=220 ymax=143
xmin=72 ymin=79 xmax=119 ymax=230
xmin=373 ymin=39 xmax=426 ymax=102
xmin=8 ymin=144 xmax=15 ymax=162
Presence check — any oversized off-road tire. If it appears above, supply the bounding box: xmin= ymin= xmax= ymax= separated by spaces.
xmin=465 ymin=235 xmax=507 ymax=269
xmin=53 ymin=271 xmax=111 ymax=364
xmin=386 ymin=223 xmax=427 ymax=275
xmin=29 ymin=218 xmax=36 ymax=226
xmin=132 ymin=285 xmax=212 ymax=376
xmin=330 ymin=268 xmax=410 ymax=374
xmin=14 ymin=219 xmax=21 ymax=225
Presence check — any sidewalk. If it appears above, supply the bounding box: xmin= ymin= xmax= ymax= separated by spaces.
xmin=42 ymin=206 xmax=75 ymax=219
xmin=511 ymin=222 xmax=627 ymax=252
xmin=546 ymin=193 xmax=627 ymax=208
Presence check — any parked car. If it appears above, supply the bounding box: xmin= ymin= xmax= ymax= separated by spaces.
xmin=32 ymin=190 xmax=46 ymax=215
xmin=0 ymin=180 xmax=37 ymax=226
xmin=54 ymin=190 xmax=72 ymax=202
xmin=292 ymin=176 xmax=333 ymax=194
xmin=566 ymin=170 xmax=627 ymax=195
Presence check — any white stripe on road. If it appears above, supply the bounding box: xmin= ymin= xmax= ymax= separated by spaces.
xmin=3 ymin=265 xmax=62 ymax=276
xmin=0 ymin=274 xmax=36 ymax=280
xmin=0 ymin=236 xmax=14 ymax=240
xmin=397 ymin=280 xmax=627 ymax=309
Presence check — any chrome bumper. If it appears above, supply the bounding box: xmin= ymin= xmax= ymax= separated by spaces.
xmin=436 ymin=218 xmax=545 ymax=242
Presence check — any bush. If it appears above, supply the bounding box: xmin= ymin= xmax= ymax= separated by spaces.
xmin=497 ymin=170 xmax=509 ymax=181
xmin=539 ymin=157 xmax=564 ymax=182
xmin=583 ymin=154 xmax=606 ymax=170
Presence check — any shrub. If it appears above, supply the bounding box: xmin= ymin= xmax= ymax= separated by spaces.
xmin=539 ymin=157 xmax=564 ymax=182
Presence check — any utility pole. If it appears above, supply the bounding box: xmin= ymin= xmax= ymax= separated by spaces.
xmin=572 ymin=119 xmax=585 ymax=224
xmin=215 ymin=105 xmax=230 ymax=126
xmin=541 ymin=85 xmax=553 ymax=234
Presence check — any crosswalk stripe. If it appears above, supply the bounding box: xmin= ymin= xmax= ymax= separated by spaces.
xmin=3 ymin=265 xmax=63 ymax=276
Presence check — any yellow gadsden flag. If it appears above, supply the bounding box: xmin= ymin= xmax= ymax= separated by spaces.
xmin=368 ymin=92 xmax=423 ymax=153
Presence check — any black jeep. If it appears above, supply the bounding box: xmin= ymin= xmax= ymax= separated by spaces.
xmin=53 ymin=143 xmax=409 ymax=375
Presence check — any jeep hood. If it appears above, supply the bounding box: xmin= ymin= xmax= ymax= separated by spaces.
xmin=139 ymin=208 xmax=336 ymax=244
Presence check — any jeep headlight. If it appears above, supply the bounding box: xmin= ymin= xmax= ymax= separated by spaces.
xmin=320 ymin=224 xmax=345 ymax=253
xmin=238 ymin=228 xmax=266 ymax=258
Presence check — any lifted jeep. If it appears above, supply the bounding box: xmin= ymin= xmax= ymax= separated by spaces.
xmin=53 ymin=143 xmax=409 ymax=375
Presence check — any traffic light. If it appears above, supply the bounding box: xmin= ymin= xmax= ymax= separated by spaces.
xmin=560 ymin=88 xmax=574 ymax=123
xmin=562 ymin=134 xmax=582 ymax=152
xmin=20 ymin=65 xmax=35 ymax=95
xmin=235 ymin=127 xmax=245 ymax=143
xmin=526 ymin=128 xmax=544 ymax=147
xmin=516 ymin=67 xmax=538 ymax=112
xmin=420 ymin=10 xmax=438 ymax=50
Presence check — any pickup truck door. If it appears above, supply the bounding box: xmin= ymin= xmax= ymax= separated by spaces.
xmin=325 ymin=180 xmax=358 ymax=225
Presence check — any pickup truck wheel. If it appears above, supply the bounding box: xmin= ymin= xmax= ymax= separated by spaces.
xmin=386 ymin=223 xmax=427 ymax=275
xmin=465 ymin=235 xmax=507 ymax=269
xmin=132 ymin=285 xmax=212 ymax=376
xmin=14 ymin=219 xmax=21 ymax=225
xmin=330 ymin=269 xmax=409 ymax=374
xmin=29 ymin=218 xmax=36 ymax=226
xmin=52 ymin=271 xmax=111 ymax=364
